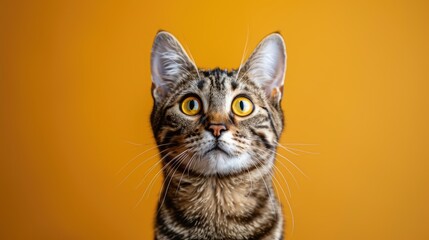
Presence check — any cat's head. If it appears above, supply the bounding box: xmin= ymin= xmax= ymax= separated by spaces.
xmin=150 ymin=31 xmax=287 ymax=176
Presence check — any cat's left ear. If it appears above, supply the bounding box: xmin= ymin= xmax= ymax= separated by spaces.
xmin=242 ymin=33 xmax=287 ymax=102
xmin=151 ymin=31 xmax=197 ymax=102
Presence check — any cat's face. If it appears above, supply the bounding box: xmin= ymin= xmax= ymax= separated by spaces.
xmin=150 ymin=31 xmax=287 ymax=176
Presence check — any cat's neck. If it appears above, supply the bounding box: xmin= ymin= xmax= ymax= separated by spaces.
xmin=160 ymin=161 xmax=275 ymax=217
xmin=156 ymin=158 xmax=283 ymax=239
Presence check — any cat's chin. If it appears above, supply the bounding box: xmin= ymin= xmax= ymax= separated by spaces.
xmin=191 ymin=151 xmax=254 ymax=176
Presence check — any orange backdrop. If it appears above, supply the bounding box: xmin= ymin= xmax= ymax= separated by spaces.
xmin=1 ymin=0 xmax=429 ymax=239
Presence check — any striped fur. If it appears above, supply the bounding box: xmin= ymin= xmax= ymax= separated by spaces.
xmin=150 ymin=31 xmax=287 ymax=240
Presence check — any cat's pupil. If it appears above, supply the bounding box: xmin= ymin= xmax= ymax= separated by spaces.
xmin=189 ymin=100 xmax=196 ymax=110
xmin=239 ymin=101 xmax=245 ymax=110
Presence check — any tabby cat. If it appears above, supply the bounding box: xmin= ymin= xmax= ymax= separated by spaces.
xmin=150 ymin=31 xmax=287 ymax=240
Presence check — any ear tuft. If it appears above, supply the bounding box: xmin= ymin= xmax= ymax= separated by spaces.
xmin=151 ymin=31 xmax=196 ymax=101
xmin=242 ymin=33 xmax=287 ymax=101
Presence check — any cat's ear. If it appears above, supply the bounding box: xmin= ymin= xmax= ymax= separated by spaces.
xmin=151 ymin=31 xmax=197 ymax=101
xmin=242 ymin=33 xmax=287 ymax=102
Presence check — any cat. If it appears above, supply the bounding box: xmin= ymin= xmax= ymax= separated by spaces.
xmin=150 ymin=30 xmax=287 ymax=240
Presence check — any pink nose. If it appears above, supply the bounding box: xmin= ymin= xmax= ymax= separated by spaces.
xmin=208 ymin=124 xmax=227 ymax=137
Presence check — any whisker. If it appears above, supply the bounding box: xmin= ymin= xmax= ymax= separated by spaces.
xmin=135 ymin=149 xmax=174 ymax=189
xmin=252 ymin=158 xmax=275 ymax=207
xmin=185 ymin=45 xmax=202 ymax=81
xmin=116 ymin=143 xmax=172 ymax=175
xmin=236 ymin=65 xmax=253 ymax=82
xmin=274 ymin=151 xmax=308 ymax=178
xmin=274 ymin=157 xmax=300 ymax=189
xmin=188 ymin=154 xmax=201 ymax=177
xmin=271 ymin=168 xmax=295 ymax=234
xmin=254 ymin=155 xmax=295 ymax=235
xmin=117 ymin=148 xmax=171 ymax=187
xmin=274 ymin=141 xmax=300 ymax=156
xmin=175 ymin=152 xmax=197 ymax=195
xmin=285 ymin=146 xmax=319 ymax=155
xmin=262 ymin=147 xmax=308 ymax=179
xmin=123 ymin=140 xmax=146 ymax=146
xmin=235 ymin=26 xmax=250 ymax=82
xmin=249 ymin=144 xmax=300 ymax=189
xmin=138 ymin=160 xmax=171 ymax=198
xmin=156 ymin=150 xmax=190 ymax=212
xmin=252 ymin=156 xmax=288 ymax=198
xmin=135 ymin=150 xmax=189 ymax=208
xmin=284 ymin=143 xmax=319 ymax=146
xmin=272 ymin=164 xmax=292 ymax=197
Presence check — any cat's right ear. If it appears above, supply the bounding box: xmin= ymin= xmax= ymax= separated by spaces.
xmin=242 ymin=33 xmax=287 ymax=103
xmin=151 ymin=31 xmax=196 ymax=102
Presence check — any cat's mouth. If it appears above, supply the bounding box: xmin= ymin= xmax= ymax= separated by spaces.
xmin=205 ymin=145 xmax=230 ymax=156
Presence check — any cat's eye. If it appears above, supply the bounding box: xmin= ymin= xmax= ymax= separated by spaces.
xmin=181 ymin=96 xmax=202 ymax=116
xmin=232 ymin=97 xmax=254 ymax=117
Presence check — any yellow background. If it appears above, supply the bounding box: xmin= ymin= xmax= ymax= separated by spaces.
xmin=1 ymin=0 xmax=429 ymax=239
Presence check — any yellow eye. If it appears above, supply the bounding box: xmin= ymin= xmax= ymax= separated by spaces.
xmin=232 ymin=97 xmax=254 ymax=117
xmin=181 ymin=96 xmax=202 ymax=116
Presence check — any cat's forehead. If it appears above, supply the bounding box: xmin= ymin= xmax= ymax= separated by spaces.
xmin=200 ymin=68 xmax=236 ymax=90
xmin=196 ymin=68 xmax=262 ymax=97
xmin=194 ymin=68 xmax=253 ymax=93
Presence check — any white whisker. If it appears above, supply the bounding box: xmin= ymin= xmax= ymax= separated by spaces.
xmin=271 ymin=166 xmax=295 ymax=234
xmin=272 ymin=164 xmax=292 ymax=197
xmin=135 ymin=150 xmax=189 ymax=208
xmin=156 ymin=150 xmax=190 ymax=212
xmin=285 ymin=146 xmax=319 ymax=155
xmin=185 ymin=45 xmax=201 ymax=81
xmin=117 ymin=147 xmax=171 ymax=186
xmin=123 ymin=140 xmax=145 ymax=146
xmin=254 ymin=154 xmax=295 ymax=235
xmin=251 ymin=157 xmax=275 ymax=207
xmin=175 ymin=152 xmax=197 ymax=195
xmin=135 ymin=149 xmax=173 ymax=189
xmin=117 ymin=143 xmax=172 ymax=175
xmin=284 ymin=143 xmax=318 ymax=146
xmin=249 ymin=137 xmax=307 ymax=178
xmin=267 ymin=148 xmax=308 ymax=178
xmin=275 ymin=142 xmax=300 ymax=156
xmin=275 ymin=157 xmax=300 ymax=189
xmin=235 ymin=26 xmax=250 ymax=82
